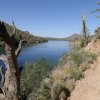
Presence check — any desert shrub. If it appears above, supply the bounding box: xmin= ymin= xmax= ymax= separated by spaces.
xmin=59 ymin=91 xmax=67 ymax=100
xmin=80 ymin=39 xmax=84 ymax=47
xmin=85 ymin=51 xmax=97 ymax=61
xmin=20 ymin=59 xmax=51 ymax=100
xmin=71 ymin=51 xmax=84 ymax=66
xmin=49 ymin=65 xmax=82 ymax=99
xmin=49 ymin=50 xmax=97 ymax=100
xmin=69 ymin=66 xmax=83 ymax=80
xmin=51 ymin=83 xmax=62 ymax=100
xmin=51 ymin=83 xmax=70 ymax=100
xmin=64 ymin=78 xmax=75 ymax=91
xmin=20 ymin=49 xmax=97 ymax=100
xmin=69 ymin=50 xmax=97 ymax=66
xmin=34 ymin=78 xmax=51 ymax=100
xmin=59 ymin=53 xmax=68 ymax=66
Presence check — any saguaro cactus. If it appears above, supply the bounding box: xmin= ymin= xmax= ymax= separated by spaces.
xmin=0 ymin=21 xmax=22 ymax=100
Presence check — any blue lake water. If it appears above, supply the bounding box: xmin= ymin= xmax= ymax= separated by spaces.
xmin=0 ymin=41 xmax=70 ymax=67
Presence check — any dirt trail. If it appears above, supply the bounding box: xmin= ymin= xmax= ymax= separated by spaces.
xmin=70 ymin=57 xmax=100 ymax=100
xmin=70 ymin=56 xmax=100 ymax=100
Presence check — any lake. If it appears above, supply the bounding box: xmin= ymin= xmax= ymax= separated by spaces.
xmin=0 ymin=41 xmax=70 ymax=67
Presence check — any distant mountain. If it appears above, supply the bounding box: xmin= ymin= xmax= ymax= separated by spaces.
xmin=45 ymin=33 xmax=94 ymax=41
xmin=45 ymin=34 xmax=83 ymax=41
xmin=44 ymin=37 xmax=64 ymax=40
xmin=63 ymin=33 xmax=83 ymax=41
xmin=63 ymin=33 xmax=94 ymax=41
xmin=0 ymin=21 xmax=47 ymax=46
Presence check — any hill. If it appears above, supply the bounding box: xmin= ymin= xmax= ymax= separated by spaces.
xmin=45 ymin=33 xmax=94 ymax=41
xmin=64 ymin=33 xmax=94 ymax=42
xmin=0 ymin=21 xmax=47 ymax=46
xmin=44 ymin=37 xmax=64 ymax=40
xmin=63 ymin=33 xmax=83 ymax=41
xmin=44 ymin=34 xmax=83 ymax=41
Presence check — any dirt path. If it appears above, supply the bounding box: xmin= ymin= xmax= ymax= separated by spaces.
xmin=70 ymin=57 xmax=100 ymax=100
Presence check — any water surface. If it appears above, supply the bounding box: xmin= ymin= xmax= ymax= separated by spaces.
xmin=0 ymin=41 xmax=70 ymax=67
xmin=18 ymin=41 xmax=70 ymax=66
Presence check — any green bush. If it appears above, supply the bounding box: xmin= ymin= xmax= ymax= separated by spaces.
xmin=64 ymin=78 xmax=75 ymax=92
xmin=69 ymin=50 xmax=97 ymax=66
xmin=80 ymin=39 xmax=85 ymax=47
xmin=53 ymin=50 xmax=97 ymax=100
xmin=36 ymin=80 xmax=51 ymax=100
xmin=69 ymin=66 xmax=83 ymax=80
xmin=71 ymin=51 xmax=83 ymax=66
xmin=20 ymin=59 xmax=51 ymax=100
xmin=59 ymin=53 xmax=68 ymax=66
xmin=20 ymin=49 xmax=97 ymax=100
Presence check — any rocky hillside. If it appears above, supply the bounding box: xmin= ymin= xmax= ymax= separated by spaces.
xmin=0 ymin=21 xmax=47 ymax=46
xmin=64 ymin=33 xmax=83 ymax=41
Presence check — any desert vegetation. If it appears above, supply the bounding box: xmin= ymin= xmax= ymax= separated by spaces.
xmin=20 ymin=59 xmax=51 ymax=100
xmin=18 ymin=46 xmax=97 ymax=100
xmin=35 ymin=49 xmax=97 ymax=100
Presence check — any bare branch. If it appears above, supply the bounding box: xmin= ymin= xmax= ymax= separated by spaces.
xmin=15 ymin=40 xmax=23 ymax=57
xmin=11 ymin=21 xmax=16 ymax=38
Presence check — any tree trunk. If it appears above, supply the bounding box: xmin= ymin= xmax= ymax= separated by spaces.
xmin=2 ymin=43 xmax=20 ymax=100
xmin=0 ymin=21 xmax=22 ymax=100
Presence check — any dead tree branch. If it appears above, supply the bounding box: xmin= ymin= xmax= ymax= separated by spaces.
xmin=15 ymin=40 xmax=23 ymax=57
xmin=11 ymin=21 xmax=16 ymax=38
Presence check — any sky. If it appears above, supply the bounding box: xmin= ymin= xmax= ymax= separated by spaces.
xmin=0 ymin=0 xmax=100 ymax=38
